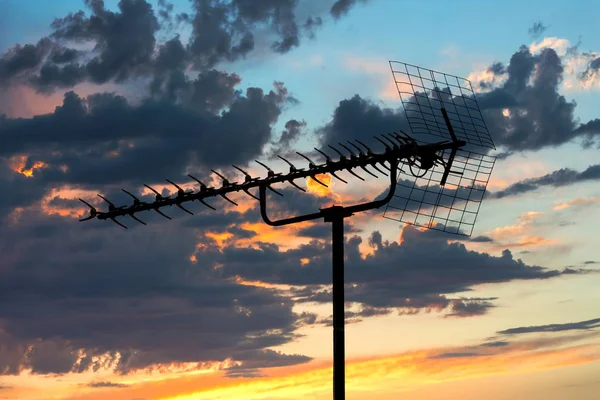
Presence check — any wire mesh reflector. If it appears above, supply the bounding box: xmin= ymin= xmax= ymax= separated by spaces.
xmin=383 ymin=150 xmax=496 ymax=236
xmin=389 ymin=61 xmax=495 ymax=149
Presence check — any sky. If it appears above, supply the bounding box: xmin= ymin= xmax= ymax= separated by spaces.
xmin=1 ymin=0 xmax=600 ymax=399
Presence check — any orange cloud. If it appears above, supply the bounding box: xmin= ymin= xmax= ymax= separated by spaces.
xmin=469 ymin=211 xmax=559 ymax=254
xmin=40 ymin=187 xmax=101 ymax=219
xmin=233 ymin=276 xmax=290 ymax=290
xmin=553 ymin=196 xmax=600 ymax=211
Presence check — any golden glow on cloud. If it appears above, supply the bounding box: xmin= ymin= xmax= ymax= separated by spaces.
xmin=480 ymin=211 xmax=558 ymax=251
xmin=204 ymin=231 xmax=234 ymax=248
xmin=40 ymin=187 xmax=100 ymax=218
xmin=233 ymin=276 xmax=290 ymax=290
xmin=9 ymin=155 xmax=48 ymax=177
xmin=306 ymin=173 xmax=333 ymax=197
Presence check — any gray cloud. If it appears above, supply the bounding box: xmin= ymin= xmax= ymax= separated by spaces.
xmin=429 ymin=351 xmax=482 ymax=359
xmin=223 ymin=349 xmax=311 ymax=378
xmin=0 ymin=159 xmax=55 ymax=220
xmin=427 ymin=329 xmax=600 ymax=361
xmin=0 ymin=38 xmax=53 ymax=84
xmin=0 ymin=210 xmax=313 ymax=375
xmin=267 ymin=119 xmax=307 ymax=158
xmin=196 ymin=224 xmax=578 ymax=316
xmin=0 ymin=0 xmax=367 ymax=92
xmin=43 ymin=0 xmax=160 ymax=87
xmin=0 ymin=78 xmax=290 ymax=187
xmin=87 ymin=381 xmax=129 ymax=388
xmin=317 ymin=94 xmax=410 ymax=148
xmin=497 ymin=317 xmax=600 ymax=335
xmin=488 ymin=163 xmax=600 ymax=199
xmin=330 ymin=0 xmax=368 ymax=19
xmin=317 ymin=305 xmax=392 ymax=327
xmin=574 ymin=118 xmax=600 ymax=148
xmin=474 ymin=47 xmax=581 ymax=151
xmin=317 ymin=44 xmax=596 ymax=154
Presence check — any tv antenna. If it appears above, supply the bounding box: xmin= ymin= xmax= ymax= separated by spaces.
xmin=78 ymin=61 xmax=496 ymax=400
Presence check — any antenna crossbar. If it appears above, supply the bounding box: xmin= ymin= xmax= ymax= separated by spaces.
xmin=79 ymin=133 xmax=466 ymax=226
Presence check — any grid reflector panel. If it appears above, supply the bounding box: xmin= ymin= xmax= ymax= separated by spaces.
xmin=389 ymin=61 xmax=496 ymax=149
xmin=383 ymin=150 xmax=496 ymax=237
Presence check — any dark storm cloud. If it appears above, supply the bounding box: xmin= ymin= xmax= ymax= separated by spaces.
xmin=0 ymin=78 xmax=290 ymax=186
xmin=50 ymin=0 xmax=160 ymax=84
xmin=488 ymin=164 xmax=600 ymax=199
xmin=446 ymin=298 xmax=496 ymax=318
xmin=0 ymin=184 xmax=586 ymax=376
xmin=0 ymin=0 xmax=161 ymax=91
xmin=30 ymin=62 xmax=88 ymax=92
xmin=575 ymin=118 xmax=600 ymax=134
xmin=0 ymin=38 xmax=53 ymax=84
xmin=318 ymin=44 xmax=597 ymax=154
xmin=574 ymin=118 xmax=600 ymax=148
xmin=186 ymin=0 xmax=368 ymax=61
xmin=317 ymin=95 xmax=410 ymax=147
xmin=50 ymin=48 xmax=81 ymax=64
xmin=497 ymin=317 xmax=600 ymax=335
xmin=268 ymin=119 xmax=307 ymax=158
xmin=474 ymin=46 xmax=587 ymax=151
xmin=528 ymin=21 xmax=548 ymax=39
xmin=0 ymin=0 xmax=367 ymax=91
xmin=0 ymin=210 xmax=313 ymax=375
xmin=198 ymin=224 xmax=577 ymax=316
xmin=0 ymin=159 xmax=54 ymax=220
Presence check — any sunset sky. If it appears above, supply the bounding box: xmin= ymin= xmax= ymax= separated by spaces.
xmin=1 ymin=0 xmax=600 ymax=399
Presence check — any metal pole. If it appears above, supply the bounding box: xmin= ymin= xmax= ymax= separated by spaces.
xmin=327 ymin=207 xmax=346 ymax=400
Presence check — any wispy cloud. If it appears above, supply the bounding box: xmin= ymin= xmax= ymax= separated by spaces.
xmin=488 ymin=164 xmax=600 ymax=199
xmin=553 ymin=196 xmax=600 ymax=211
xmin=497 ymin=317 xmax=600 ymax=335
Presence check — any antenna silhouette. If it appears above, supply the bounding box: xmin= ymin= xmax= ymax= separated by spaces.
xmin=78 ymin=61 xmax=496 ymax=400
